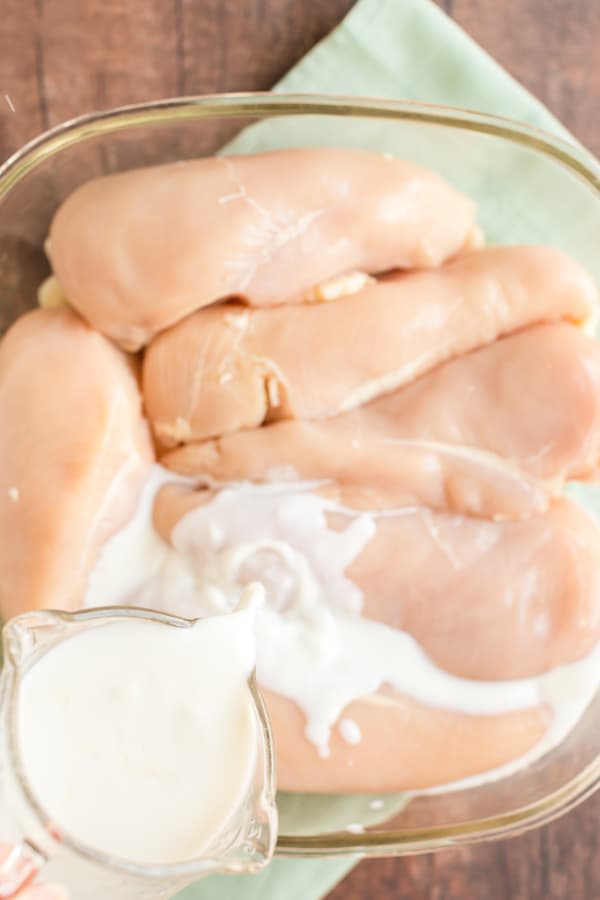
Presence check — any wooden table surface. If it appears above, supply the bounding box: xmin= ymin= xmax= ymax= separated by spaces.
xmin=1 ymin=1 xmax=599 ymax=898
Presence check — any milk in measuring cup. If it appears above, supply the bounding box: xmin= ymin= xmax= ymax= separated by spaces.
xmin=16 ymin=609 xmax=260 ymax=864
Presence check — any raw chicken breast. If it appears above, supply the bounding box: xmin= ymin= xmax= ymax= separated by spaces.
xmin=265 ymin=690 xmax=548 ymax=793
xmin=144 ymin=246 xmax=597 ymax=446
xmin=0 ymin=309 xmax=153 ymax=618
xmin=47 ymin=149 xmax=476 ymax=349
xmin=347 ymin=497 xmax=600 ymax=681
xmin=164 ymin=323 xmax=600 ymax=519
xmin=154 ymin=485 xmax=600 ymax=681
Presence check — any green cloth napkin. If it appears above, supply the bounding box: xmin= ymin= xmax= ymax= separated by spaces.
xmin=179 ymin=0 xmax=585 ymax=897
xmin=274 ymin=0 xmax=572 ymax=138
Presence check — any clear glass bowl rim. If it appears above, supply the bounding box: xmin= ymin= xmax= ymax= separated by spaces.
xmin=1 ymin=90 xmax=600 ymax=859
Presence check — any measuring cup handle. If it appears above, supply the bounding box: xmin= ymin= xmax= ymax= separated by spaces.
xmin=0 ymin=842 xmax=46 ymax=898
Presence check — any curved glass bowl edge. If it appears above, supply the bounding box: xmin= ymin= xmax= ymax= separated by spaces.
xmin=1 ymin=91 xmax=600 ymax=857
xmin=1 ymin=91 xmax=600 ymax=197
xmin=277 ymin=754 xmax=600 ymax=856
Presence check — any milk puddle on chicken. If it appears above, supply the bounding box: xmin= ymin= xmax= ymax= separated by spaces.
xmin=85 ymin=465 xmax=600 ymax=795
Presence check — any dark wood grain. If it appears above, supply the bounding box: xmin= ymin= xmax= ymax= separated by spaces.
xmin=1 ymin=1 xmax=599 ymax=898
xmin=0 ymin=0 xmax=355 ymax=159
xmin=448 ymin=0 xmax=600 ymax=157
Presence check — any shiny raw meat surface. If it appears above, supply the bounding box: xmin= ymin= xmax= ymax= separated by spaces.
xmin=0 ymin=309 xmax=152 ymax=618
xmin=47 ymin=148 xmax=476 ymax=349
xmin=164 ymin=323 xmax=600 ymax=519
xmin=154 ymin=484 xmax=600 ymax=682
xmin=144 ymin=246 xmax=597 ymax=446
xmin=348 ymin=497 xmax=600 ymax=681
xmin=265 ymin=689 xmax=548 ymax=793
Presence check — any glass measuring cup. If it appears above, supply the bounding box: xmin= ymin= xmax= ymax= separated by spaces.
xmin=0 ymin=607 xmax=277 ymax=900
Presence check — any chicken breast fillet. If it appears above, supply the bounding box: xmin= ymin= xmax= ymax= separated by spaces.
xmin=145 ymin=246 xmax=597 ymax=447
xmin=154 ymin=484 xmax=600 ymax=682
xmin=265 ymin=690 xmax=548 ymax=793
xmin=47 ymin=149 xmax=476 ymax=349
xmin=0 ymin=309 xmax=153 ymax=618
xmin=164 ymin=322 xmax=600 ymax=519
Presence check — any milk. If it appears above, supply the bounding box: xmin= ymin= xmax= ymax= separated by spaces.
xmin=17 ymin=611 xmax=258 ymax=864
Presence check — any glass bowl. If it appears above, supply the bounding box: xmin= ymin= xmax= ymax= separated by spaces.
xmin=2 ymin=92 xmax=600 ymax=861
